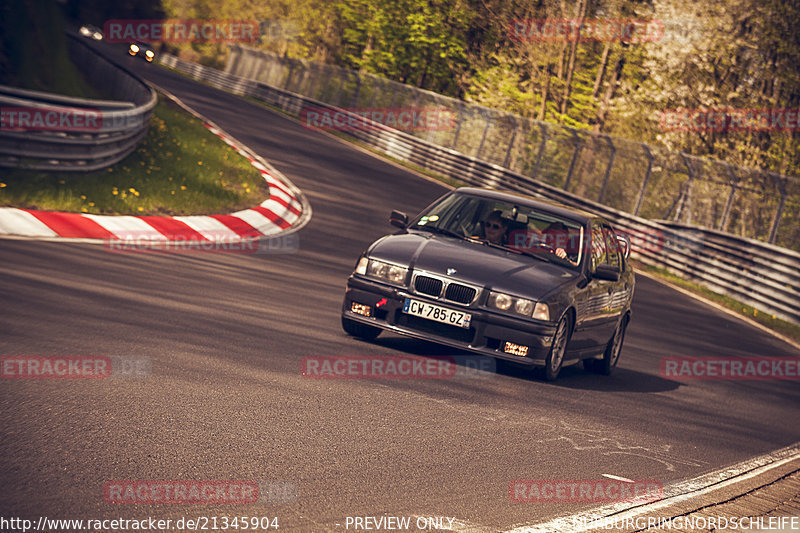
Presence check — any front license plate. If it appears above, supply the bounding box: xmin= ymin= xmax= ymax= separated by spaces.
xmin=403 ymin=298 xmax=472 ymax=329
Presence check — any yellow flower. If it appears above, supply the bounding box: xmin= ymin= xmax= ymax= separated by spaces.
xmin=0 ymin=183 xmax=6 ymax=188
xmin=245 ymin=188 xmax=251 ymax=193
xmin=88 ymin=202 xmax=95 ymax=207
xmin=168 ymin=177 xmax=173 ymax=181
xmin=171 ymin=190 xmax=175 ymax=195
xmin=197 ymin=161 xmax=203 ymax=165
xmin=129 ymin=188 xmax=136 ymax=193
xmin=81 ymin=207 xmax=87 ymax=212
xmin=180 ymin=185 xmax=187 ymax=190
xmin=112 ymin=190 xmax=118 ymax=195
xmin=80 ymin=195 xmax=86 ymax=200
xmin=137 ymin=207 xmax=144 ymax=211
xmin=133 ymin=190 xmax=140 ymax=197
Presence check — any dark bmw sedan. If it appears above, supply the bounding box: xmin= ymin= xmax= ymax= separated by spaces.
xmin=341 ymin=188 xmax=635 ymax=380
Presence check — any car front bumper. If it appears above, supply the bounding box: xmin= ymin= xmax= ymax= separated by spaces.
xmin=342 ymin=276 xmax=557 ymax=366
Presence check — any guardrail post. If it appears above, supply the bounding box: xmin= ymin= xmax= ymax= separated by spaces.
xmin=369 ymin=75 xmax=379 ymax=109
xmin=563 ymin=131 xmax=582 ymax=192
xmin=350 ymin=75 xmax=362 ymax=107
xmin=719 ymin=163 xmax=738 ymax=232
xmin=674 ymin=154 xmax=696 ymax=224
xmin=306 ymin=63 xmax=319 ymax=100
xmin=283 ymin=62 xmax=295 ymax=91
xmin=633 ymin=144 xmax=653 ymax=216
xmin=532 ymin=124 xmax=549 ymax=180
xmin=332 ymin=70 xmax=346 ymax=107
xmin=475 ymin=109 xmax=492 ymax=160
xmin=502 ymin=118 xmax=518 ymax=169
xmin=597 ymin=135 xmax=616 ymax=204
xmin=450 ymin=102 xmax=463 ymax=151
xmin=768 ymin=173 xmax=788 ymax=244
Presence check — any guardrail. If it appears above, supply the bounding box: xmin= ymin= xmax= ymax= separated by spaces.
xmin=0 ymin=34 xmax=156 ymax=172
xmin=158 ymin=53 xmax=800 ymax=325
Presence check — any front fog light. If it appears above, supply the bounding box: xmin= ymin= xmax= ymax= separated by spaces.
xmin=504 ymin=342 xmax=529 ymax=357
xmin=351 ymin=302 xmax=372 ymax=317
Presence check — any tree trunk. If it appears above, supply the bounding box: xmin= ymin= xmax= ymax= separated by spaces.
xmin=539 ymin=64 xmax=551 ymax=121
xmin=595 ymin=52 xmax=625 ymax=130
xmin=592 ymin=41 xmax=612 ymax=98
xmin=560 ymin=0 xmax=589 ymax=117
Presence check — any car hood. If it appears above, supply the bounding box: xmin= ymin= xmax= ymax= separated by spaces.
xmin=368 ymin=232 xmax=577 ymax=299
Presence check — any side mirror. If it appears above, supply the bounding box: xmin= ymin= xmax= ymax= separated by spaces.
xmin=389 ymin=210 xmax=408 ymax=229
xmin=594 ymin=264 xmax=620 ymax=282
xmin=616 ymin=234 xmax=631 ymax=260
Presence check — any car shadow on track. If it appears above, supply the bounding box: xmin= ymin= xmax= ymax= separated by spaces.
xmin=368 ymin=336 xmax=680 ymax=393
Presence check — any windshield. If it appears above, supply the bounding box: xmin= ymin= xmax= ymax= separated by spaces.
xmin=410 ymin=193 xmax=584 ymax=268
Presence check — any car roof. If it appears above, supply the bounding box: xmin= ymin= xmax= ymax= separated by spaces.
xmin=453 ymin=187 xmax=599 ymax=224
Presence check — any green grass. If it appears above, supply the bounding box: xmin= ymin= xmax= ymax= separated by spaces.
xmin=0 ymin=97 xmax=266 ymax=215
xmin=633 ymin=261 xmax=800 ymax=344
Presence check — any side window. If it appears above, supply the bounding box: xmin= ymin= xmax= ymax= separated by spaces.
xmin=602 ymin=225 xmax=621 ymax=269
xmin=590 ymin=224 xmax=608 ymax=273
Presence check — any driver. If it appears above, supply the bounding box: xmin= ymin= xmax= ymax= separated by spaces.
xmin=482 ymin=210 xmax=508 ymax=244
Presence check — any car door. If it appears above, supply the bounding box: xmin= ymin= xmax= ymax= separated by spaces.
xmin=602 ymin=224 xmax=632 ymax=320
xmin=575 ymin=221 xmax=619 ymax=349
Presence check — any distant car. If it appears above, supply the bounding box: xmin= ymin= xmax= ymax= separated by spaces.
xmin=79 ymin=24 xmax=103 ymax=41
xmin=128 ymin=42 xmax=155 ymax=62
xmin=341 ymin=187 xmax=635 ymax=380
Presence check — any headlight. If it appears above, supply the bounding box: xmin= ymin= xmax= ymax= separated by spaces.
xmin=130 ymin=44 xmax=139 ymax=53
xmin=145 ymin=50 xmax=154 ymax=58
xmin=361 ymin=259 xmax=408 ymax=285
xmin=488 ymin=291 xmax=548 ymax=320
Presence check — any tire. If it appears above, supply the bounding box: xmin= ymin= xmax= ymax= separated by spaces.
xmin=341 ymin=316 xmax=382 ymax=341
xmin=543 ymin=313 xmax=572 ymax=381
xmin=598 ymin=316 xmax=628 ymax=376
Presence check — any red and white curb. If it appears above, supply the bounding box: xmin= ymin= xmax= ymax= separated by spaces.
xmin=0 ymin=105 xmax=309 ymax=245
